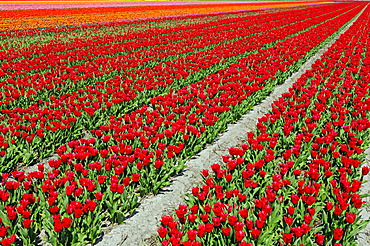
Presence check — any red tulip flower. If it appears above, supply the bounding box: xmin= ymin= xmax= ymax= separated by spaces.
xmin=333 ymin=228 xmax=344 ymax=240
xmin=315 ymin=233 xmax=325 ymax=245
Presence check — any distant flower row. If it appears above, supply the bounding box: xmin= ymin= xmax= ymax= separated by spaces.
xmin=0 ymin=1 xmax=264 ymax=11
xmin=0 ymin=2 xmax=316 ymax=31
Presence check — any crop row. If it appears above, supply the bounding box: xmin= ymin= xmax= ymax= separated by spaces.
xmin=0 ymin=3 xmax=366 ymax=245
xmin=0 ymin=4 xmax=340 ymax=90
xmin=0 ymin=4 xmax=330 ymax=80
xmin=0 ymin=3 xmax=324 ymax=53
xmin=0 ymin=3 xmax=321 ymax=51
xmin=158 ymin=5 xmax=370 ymax=246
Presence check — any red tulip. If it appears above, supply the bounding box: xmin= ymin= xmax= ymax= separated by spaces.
xmin=345 ymin=213 xmax=356 ymax=224
xmin=333 ymin=228 xmax=344 ymax=240
xmin=315 ymin=233 xmax=325 ymax=245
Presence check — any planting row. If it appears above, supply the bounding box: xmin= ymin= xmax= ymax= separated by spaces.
xmin=7 ymin=5 xmax=325 ymax=52
xmin=0 ymin=3 xmax=362 ymax=172
xmin=0 ymin=4 xmax=339 ymax=94
xmin=0 ymin=4 xmax=321 ymax=51
xmin=158 ymin=5 xmax=370 ymax=246
xmin=0 ymin=4 xmax=328 ymax=81
xmin=0 ymin=3 xmax=366 ymax=245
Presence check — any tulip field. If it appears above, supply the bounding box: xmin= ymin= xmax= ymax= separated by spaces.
xmin=0 ymin=1 xmax=370 ymax=246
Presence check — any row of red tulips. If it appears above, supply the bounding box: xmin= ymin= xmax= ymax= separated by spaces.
xmin=0 ymin=4 xmax=313 ymax=63
xmin=0 ymin=3 xmax=359 ymax=172
xmin=0 ymin=3 xmax=366 ymax=245
xmin=158 ymin=5 xmax=370 ymax=246
xmin=0 ymin=3 xmax=339 ymax=103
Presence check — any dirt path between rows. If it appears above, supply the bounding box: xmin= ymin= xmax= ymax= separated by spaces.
xmin=95 ymin=8 xmax=370 ymax=246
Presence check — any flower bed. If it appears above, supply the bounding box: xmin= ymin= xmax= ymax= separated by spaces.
xmin=0 ymin=3 xmax=350 ymax=172
xmin=0 ymin=2 xmax=367 ymax=245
